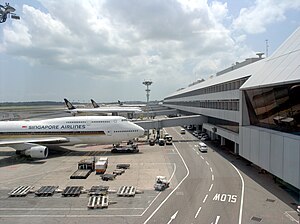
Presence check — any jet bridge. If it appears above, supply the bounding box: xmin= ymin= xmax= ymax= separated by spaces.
xmin=134 ymin=115 xmax=207 ymax=130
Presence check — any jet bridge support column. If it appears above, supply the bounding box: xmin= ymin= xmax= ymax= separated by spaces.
xmin=234 ymin=143 xmax=239 ymax=154
xmin=221 ymin=137 xmax=225 ymax=146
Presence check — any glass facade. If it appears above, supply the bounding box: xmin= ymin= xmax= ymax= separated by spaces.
xmin=164 ymin=100 xmax=239 ymax=111
xmin=164 ymin=77 xmax=249 ymax=101
xmin=244 ymin=83 xmax=300 ymax=135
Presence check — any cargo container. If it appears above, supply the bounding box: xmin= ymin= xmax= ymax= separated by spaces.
xmin=95 ymin=157 xmax=108 ymax=174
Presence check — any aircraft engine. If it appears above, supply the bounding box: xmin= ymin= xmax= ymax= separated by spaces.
xmin=24 ymin=146 xmax=48 ymax=159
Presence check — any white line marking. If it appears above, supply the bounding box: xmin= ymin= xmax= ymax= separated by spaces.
xmin=141 ymin=163 xmax=176 ymax=217
xmin=196 ymin=151 xmax=199 ymax=155
xmin=0 ymin=207 xmax=144 ymax=211
xmin=203 ymin=194 xmax=208 ymax=203
xmin=200 ymin=156 xmax=204 ymax=160
xmin=169 ymin=163 xmax=177 ymax=182
xmin=229 ymin=163 xmax=245 ymax=224
xmin=206 ymin=161 xmax=209 ymax=166
xmin=209 ymin=184 xmax=213 ymax=192
xmin=215 ymin=215 xmax=220 ymax=224
xmin=143 ymin=143 xmax=190 ymax=224
xmin=284 ymin=211 xmax=299 ymax=223
xmin=212 ymin=174 xmax=214 ymax=181
xmin=167 ymin=210 xmax=178 ymax=224
xmin=194 ymin=207 xmax=202 ymax=219
xmin=193 ymin=148 xmax=196 ymax=151
xmin=0 ymin=215 xmax=140 ymax=218
xmin=210 ymin=167 xmax=213 ymax=172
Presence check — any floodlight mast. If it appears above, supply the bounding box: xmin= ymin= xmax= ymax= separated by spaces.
xmin=142 ymin=80 xmax=152 ymax=119
xmin=0 ymin=2 xmax=20 ymax=23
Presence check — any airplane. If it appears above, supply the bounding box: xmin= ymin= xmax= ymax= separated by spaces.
xmin=91 ymin=99 xmax=142 ymax=110
xmin=0 ymin=116 xmax=145 ymax=159
xmin=64 ymin=98 xmax=142 ymax=115
xmin=117 ymin=100 xmax=146 ymax=108
xmin=0 ymin=2 xmax=20 ymax=23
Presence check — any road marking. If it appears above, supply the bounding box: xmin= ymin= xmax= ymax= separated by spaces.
xmin=143 ymin=143 xmax=190 ymax=224
xmin=141 ymin=163 xmax=176 ymax=217
xmin=284 ymin=211 xmax=299 ymax=223
xmin=0 ymin=207 xmax=144 ymax=211
xmin=212 ymin=193 xmax=237 ymax=203
xmin=229 ymin=163 xmax=245 ymax=224
xmin=210 ymin=167 xmax=213 ymax=172
xmin=167 ymin=210 xmax=178 ymax=224
xmin=212 ymin=174 xmax=214 ymax=181
xmin=0 ymin=214 xmax=141 ymax=218
xmin=203 ymin=194 xmax=208 ymax=203
xmin=215 ymin=216 xmax=221 ymax=224
xmin=169 ymin=163 xmax=177 ymax=181
xmin=194 ymin=207 xmax=202 ymax=218
xmin=193 ymin=148 xmax=196 ymax=151
xmin=200 ymin=156 xmax=204 ymax=160
xmin=206 ymin=161 xmax=209 ymax=166
xmin=196 ymin=151 xmax=199 ymax=155
xmin=209 ymin=184 xmax=213 ymax=192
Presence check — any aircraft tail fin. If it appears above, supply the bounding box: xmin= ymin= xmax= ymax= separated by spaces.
xmin=118 ymin=100 xmax=123 ymax=106
xmin=64 ymin=98 xmax=76 ymax=110
xmin=91 ymin=99 xmax=100 ymax=108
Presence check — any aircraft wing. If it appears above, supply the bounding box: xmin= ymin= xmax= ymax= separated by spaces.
xmin=0 ymin=137 xmax=70 ymax=146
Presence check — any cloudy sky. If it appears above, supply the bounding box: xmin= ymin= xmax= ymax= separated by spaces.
xmin=0 ymin=0 xmax=299 ymax=103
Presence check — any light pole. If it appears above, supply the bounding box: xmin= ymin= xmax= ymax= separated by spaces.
xmin=142 ymin=80 xmax=152 ymax=119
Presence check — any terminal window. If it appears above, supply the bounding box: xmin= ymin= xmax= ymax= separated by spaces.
xmin=244 ymin=83 xmax=300 ymax=135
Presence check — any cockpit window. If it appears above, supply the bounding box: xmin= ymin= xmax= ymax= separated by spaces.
xmin=121 ymin=119 xmax=128 ymax=122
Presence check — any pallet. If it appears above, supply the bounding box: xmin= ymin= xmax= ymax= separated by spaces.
xmin=8 ymin=186 xmax=32 ymax=197
xmin=89 ymin=186 xmax=109 ymax=196
xmin=35 ymin=186 xmax=58 ymax=197
xmin=117 ymin=186 xmax=136 ymax=197
xmin=62 ymin=186 xmax=83 ymax=197
xmin=70 ymin=169 xmax=92 ymax=179
xmin=87 ymin=195 xmax=109 ymax=209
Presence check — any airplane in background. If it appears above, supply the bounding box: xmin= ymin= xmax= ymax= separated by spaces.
xmin=64 ymin=98 xmax=142 ymax=116
xmin=91 ymin=99 xmax=142 ymax=110
xmin=117 ymin=100 xmax=146 ymax=108
xmin=0 ymin=116 xmax=144 ymax=159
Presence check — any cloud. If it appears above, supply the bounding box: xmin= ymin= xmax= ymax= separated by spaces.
xmin=0 ymin=0 xmax=261 ymax=101
xmin=233 ymin=0 xmax=300 ymax=33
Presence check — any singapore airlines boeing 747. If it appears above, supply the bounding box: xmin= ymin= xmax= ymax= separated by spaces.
xmin=64 ymin=98 xmax=142 ymax=115
xmin=0 ymin=116 xmax=144 ymax=159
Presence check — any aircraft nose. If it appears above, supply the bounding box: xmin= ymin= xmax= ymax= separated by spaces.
xmin=138 ymin=125 xmax=145 ymax=137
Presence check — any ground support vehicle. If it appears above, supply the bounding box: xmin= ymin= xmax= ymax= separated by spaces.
xmin=158 ymin=138 xmax=165 ymax=146
xmin=116 ymin=164 xmax=130 ymax=169
xmin=149 ymin=138 xmax=155 ymax=146
xmin=87 ymin=195 xmax=109 ymax=209
xmin=8 ymin=186 xmax=33 ymax=197
xmin=113 ymin=169 xmax=125 ymax=175
xmin=111 ymin=144 xmax=139 ymax=153
xmin=35 ymin=186 xmax=58 ymax=197
xmin=117 ymin=186 xmax=136 ymax=197
xmin=89 ymin=186 xmax=109 ymax=196
xmin=62 ymin=186 xmax=83 ymax=197
xmin=101 ymin=174 xmax=116 ymax=181
xmin=154 ymin=176 xmax=170 ymax=191
xmin=95 ymin=157 xmax=108 ymax=174
xmin=198 ymin=142 xmax=208 ymax=152
xmin=165 ymin=135 xmax=173 ymax=145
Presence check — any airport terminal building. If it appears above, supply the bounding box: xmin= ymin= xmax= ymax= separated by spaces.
xmin=163 ymin=27 xmax=300 ymax=190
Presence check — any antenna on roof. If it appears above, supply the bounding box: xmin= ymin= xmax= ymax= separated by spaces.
xmin=265 ymin=39 xmax=269 ymax=57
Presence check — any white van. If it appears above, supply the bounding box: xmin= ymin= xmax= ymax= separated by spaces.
xmin=198 ymin=142 xmax=207 ymax=152
xmin=180 ymin=128 xmax=186 ymax=134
